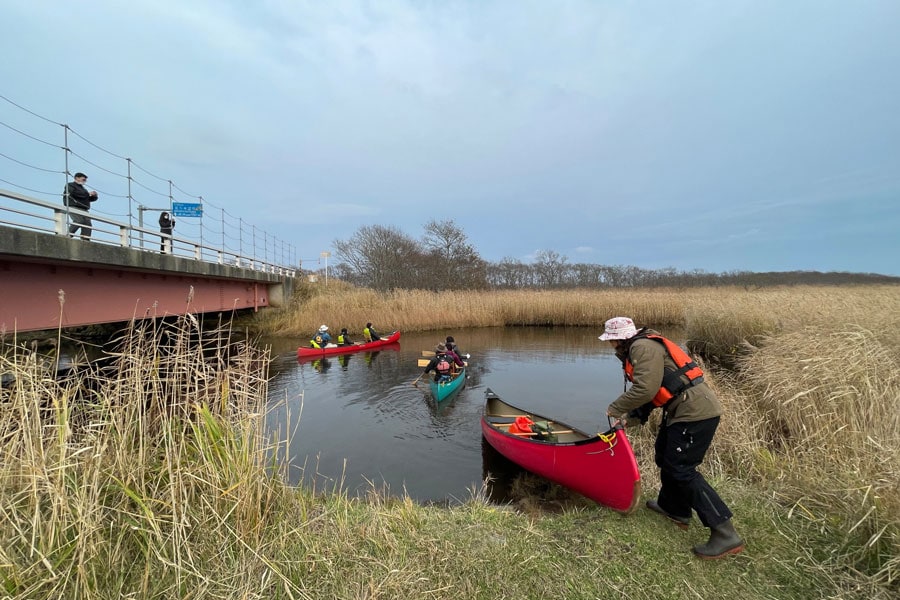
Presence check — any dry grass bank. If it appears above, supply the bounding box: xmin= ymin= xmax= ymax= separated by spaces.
xmin=261 ymin=281 xmax=697 ymax=337
xmin=0 ymin=317 xmax=299 ymax=598
xmin=1 ymin=284 xmax=897 ymax=597
xmin=260 ymin=282 xmax=900 ymax=587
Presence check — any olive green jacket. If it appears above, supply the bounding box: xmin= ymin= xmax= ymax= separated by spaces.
xmin=607 ymin=330 xmax=722 ymax=426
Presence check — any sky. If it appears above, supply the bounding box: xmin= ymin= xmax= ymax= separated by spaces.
xmin=2 ymin=0 xmax=899 ymax=275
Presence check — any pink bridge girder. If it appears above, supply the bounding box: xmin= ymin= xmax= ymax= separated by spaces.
xmin=0 ymin=259 xmax=267 ymax=333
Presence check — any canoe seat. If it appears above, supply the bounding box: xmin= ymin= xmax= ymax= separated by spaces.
xmin=485 ymin=416 xmax=518 ymax=425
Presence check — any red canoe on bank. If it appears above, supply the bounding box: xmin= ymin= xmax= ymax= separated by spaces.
xmin=480 ymin=388 xmax=641 ymax=513
xmin=296 ymin=330 xmax=402 ymax=358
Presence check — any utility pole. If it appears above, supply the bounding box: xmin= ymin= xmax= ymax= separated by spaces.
xmin=321 ymin=251 xmax=330 ymax=286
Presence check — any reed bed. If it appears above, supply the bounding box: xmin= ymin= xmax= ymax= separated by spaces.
xmin=261 ymin=281 xmax=694 ymax=337
xmin=0 ymin=316 xmax=304 ymax=598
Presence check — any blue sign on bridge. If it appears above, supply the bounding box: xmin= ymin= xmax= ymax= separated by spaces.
xmin=172 ymin=202 xmax=203 ymax=217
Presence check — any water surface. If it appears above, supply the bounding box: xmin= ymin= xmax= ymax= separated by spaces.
xmin=263 ymin=326 xmax=671 ymax=503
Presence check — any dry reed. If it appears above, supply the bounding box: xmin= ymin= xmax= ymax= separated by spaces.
xmin=0 ymin=315 xmax=305 ymax=598
xmin=260 ymin=282 xmax=900 ymax=587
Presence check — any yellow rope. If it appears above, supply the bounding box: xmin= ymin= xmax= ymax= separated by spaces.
xmin=597 ymin=431 xmax=617 ymax=445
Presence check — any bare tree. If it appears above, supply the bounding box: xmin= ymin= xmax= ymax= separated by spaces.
xmin=487 ymin=257 xmax=529 ymax=288
xmin=421 ymin=219 xmax=488 ymax=290
xmin=333 ymin=225 xmax=425 ymax=291
xmin=533 ymin=249 xmax=568 ymax=288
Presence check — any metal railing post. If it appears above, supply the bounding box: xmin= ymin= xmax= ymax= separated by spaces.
xmin=198 ymin=195 xmax=204 ymax=256
xmin=63 ymin=124 xmax=70 ymax=234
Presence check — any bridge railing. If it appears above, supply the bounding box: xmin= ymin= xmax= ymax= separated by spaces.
xmin=0 ymin=94 xmax=300 ymax=276
xmin=0 ymin=188 xmax=297 ymax=276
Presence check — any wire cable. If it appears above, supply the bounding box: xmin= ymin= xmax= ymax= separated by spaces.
xmin=171 ymin=181 xmax=201 ymax=199
xmin=131 ymin=178 xmax=169 ymax=197
xmin=66 ymin=149 xmax=128 ymax=178
xmin=0 ymin=152 xmax=65 ymax=174
xmin=0 ymin=94 xmax=63 ymax=125
xmin=90 ymin=187 xmax=129 ymax=199
xmin=0 ymin=120 xmax=62 ymax=148
xmin=67 ymin=127 xmax=128 ymax=160
xmin=130 ymin=160 xmax=169 ymax=183
xmin=0 ymin=177 xmax=57 ymax=196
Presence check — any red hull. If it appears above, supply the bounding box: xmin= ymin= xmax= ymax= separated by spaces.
xmin=481 ymin=388 xmax=641 ymax=513
xmin=296 ymin=330 xmax=401 ymax=358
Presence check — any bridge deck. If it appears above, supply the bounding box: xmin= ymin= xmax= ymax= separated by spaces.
xmin=1 ymin=226 xmax=295 ymax=333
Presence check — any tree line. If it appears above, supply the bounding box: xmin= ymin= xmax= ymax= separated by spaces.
xmin=324 ymin=220 xmax=899 ymax=291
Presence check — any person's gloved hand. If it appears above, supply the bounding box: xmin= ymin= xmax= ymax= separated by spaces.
xmin=626 ymin=402 xmax=655 ymax=425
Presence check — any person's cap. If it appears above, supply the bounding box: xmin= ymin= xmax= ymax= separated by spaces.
xmin=366 ymin=322 xmax=372 ymax=327
xmin=341 ymin=328 xmax=347 ymax=333
xmin=318 ymin=325 xmax=329 ymax=332
xmin=435 ymin=343 xmax=447 ymax=353
xmin=598 ymin=317 xmax=638 ymax=341
xmin=446 ymin=336 xmax=454 ymax=343
xmin=74 ymin=172 xmax=87 ymax=179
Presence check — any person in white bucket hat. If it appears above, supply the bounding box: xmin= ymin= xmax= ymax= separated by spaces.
xmin=602 ymin=316 xmax=745 ymax=559
xmin=598 ymin=316 xmax=638 ymax=341
xmin=309 ymin=325 xmax=335 ymax=349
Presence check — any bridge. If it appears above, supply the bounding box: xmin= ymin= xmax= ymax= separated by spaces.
xmin=0 ymin=188 xmax=298 ymax=334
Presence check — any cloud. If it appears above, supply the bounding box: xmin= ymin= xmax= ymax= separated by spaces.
xmin=3 ymin=1 xmax=899 ymax=275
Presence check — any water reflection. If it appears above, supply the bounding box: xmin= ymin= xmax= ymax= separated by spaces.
xmin=261 ymin=326 xmax=684 ymax=504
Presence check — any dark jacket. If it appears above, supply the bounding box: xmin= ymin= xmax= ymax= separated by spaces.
xmin=63 ymin=182 xmax=97 ymax=210
xmin=159 ymin=212 xmax=175 ymax=234
xmin=424 ymin=351 xmax=464 ymax=381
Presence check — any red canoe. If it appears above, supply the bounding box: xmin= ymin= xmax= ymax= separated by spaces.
xmin=481 ymin=388 xmax=641 ymax=513
xmin=296 ymin=330 xmax=402 ymax=358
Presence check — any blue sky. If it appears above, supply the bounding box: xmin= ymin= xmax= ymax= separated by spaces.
xmin=3 ymin=0 xmax=898 ymax=275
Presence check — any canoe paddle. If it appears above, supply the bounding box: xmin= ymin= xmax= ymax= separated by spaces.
xmin=411 ymin=372 xmax=425 ymax=387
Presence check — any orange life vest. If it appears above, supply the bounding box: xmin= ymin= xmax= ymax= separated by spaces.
xmin=624 ymin=334 xmax=704 ymax=407
xmin=508 ymin=416 xmax=535 ymax=434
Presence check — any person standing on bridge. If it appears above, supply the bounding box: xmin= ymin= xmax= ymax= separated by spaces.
xmin=159 ymin=211 xmax=175 ymax=253
xmin=63 ymin=172 xmax=98 ymax=240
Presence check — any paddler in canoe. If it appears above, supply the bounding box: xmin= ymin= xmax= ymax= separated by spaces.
xmin=363 ymin=322 xmax=381 ymax=342
xmin=337 ymin=328 xmax=355 ymax=346
xmin=309 ymin=325 xmax=338 ymax=349
xmin=601 ymin=316 xmax=745 ymax=559
xmin=423 ymin=343 xmax=464 ymax=382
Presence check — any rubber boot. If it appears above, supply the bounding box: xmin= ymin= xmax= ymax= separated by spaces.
xmin=692 ymin=519 xmax=745 ymax=559
xmin=646 ymin=499 xmax=690 ymax=530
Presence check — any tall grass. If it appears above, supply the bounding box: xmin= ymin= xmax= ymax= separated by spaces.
xmin=260 ymin=281 xmax=692 ymax=337
xmin=260 ymin=282 xmax=900 ymax=588
xmin=0 ymin=315 xmax=305 ymax=598
xmin=2 ymin=284 xmax=898 ymax=597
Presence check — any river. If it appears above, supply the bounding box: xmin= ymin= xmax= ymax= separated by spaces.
xmin=260 ymin=326 xmax=652 ymax=504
